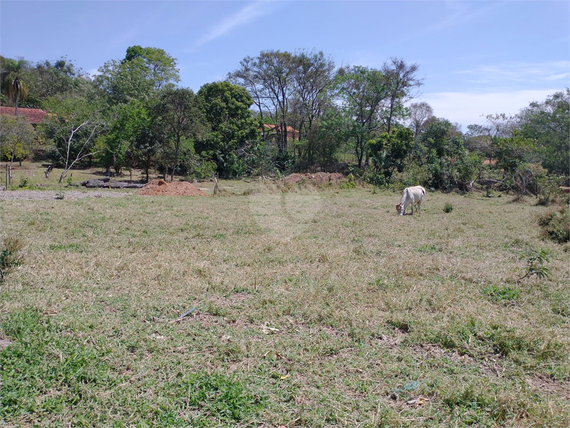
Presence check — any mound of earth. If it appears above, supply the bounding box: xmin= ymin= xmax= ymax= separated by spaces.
xmin=283 ymin=172 xmax=344 ymax=184
xmin=136 ymin=179 xmax=208 ymax=196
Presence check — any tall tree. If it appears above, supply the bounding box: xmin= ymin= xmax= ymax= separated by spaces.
xmin=229 ymin=50 xmax=297 ymax=153
xmin=408 ymin=102 xmax=434 ymax=138
xmin=290 ymin=51 xmax=336 ymax=143
xmin=24 ymin=58 xmax=84 ymax=108
xmin=95 ymin=46 xmax=179 ymax=106
xmin=517 ymin=90 xmax=569 ymax=176
xmin=1 ymin=58 xmax=30 ymax=115
xmin=416 ymin=117 xmax=467 ymax=190
xmin=381 ymin=58 xmax=421 ymax=133
xmin=229 ymin=50 xmax=336 ymax=156
xmin=103 ymin=100 xmax=151 ymax=175
xmin=334 ymin=66 xmax=390 ymax=168
xmin=197 ymin=81 xmax=259 ymax=178
xmin=153 ymin=88 xmax=205 ymax=182
xmin=0 ymin=115 xmax=36 ymax=181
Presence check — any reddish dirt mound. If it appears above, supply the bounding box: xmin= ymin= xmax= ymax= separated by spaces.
xmin=283 ymin=172 xmax=344 ymax=184
xmin=136 ymin=179 xmax=208 ymax=196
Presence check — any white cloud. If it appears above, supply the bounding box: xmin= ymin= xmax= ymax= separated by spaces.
xmin=457 ymin=61 xmax=570 ymax=85
xmin=193 ymin=1 xmax=277 ymax=49
xmin=417 ymin=89 xmax=561 ymax=130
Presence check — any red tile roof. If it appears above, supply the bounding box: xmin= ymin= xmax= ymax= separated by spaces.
xmin=263 ymin=124 xmax=300 ymax=140
xmin=0 ymin=106 xmax=48 ymax=124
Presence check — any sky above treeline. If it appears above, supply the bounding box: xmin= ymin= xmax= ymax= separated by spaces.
xmin=1 ymin=0 xmax=568 ymax=130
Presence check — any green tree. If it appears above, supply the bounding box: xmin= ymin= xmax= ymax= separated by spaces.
xmin=334 ymin=66 xmax=390 ymax=168
xmin=95 ymin=46 xmax=179 ymax=106
xmin=103 ymin=100 xmax=150 ymax=175
xmin=197 ymin=81 xmax=259 ymax=178
xmin=493 ymin=132 xmax=536 ymax=177
xmin=416 ymin=117 xmax=467 ymax=190
xmin=289 ymin=51 xmax=336 ymax=143
xmin=367 ymin=127 xmax=414 ymax=185
xmin=1 ymin=58 xmax=30 ymax=115
xmin=518 ymin=90 xmax=569 ymax=176
xmin=299 ymin=107 xmax=347 ymax=171
xmin=24 ymin=58 xmax=84 ymax=109
xmin=229 ymin=51 xmax=296 ymax=153
xmin=153 ymin=88 xmax=206 ymax=182
xmin=0 ymin=115 xmax=37 ymax=183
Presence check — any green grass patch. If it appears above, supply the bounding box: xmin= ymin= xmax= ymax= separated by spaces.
xmin=481 ymin=284 xmax=521 ymax=305
xmin=48 ymin=243 xmax=82 ymax=252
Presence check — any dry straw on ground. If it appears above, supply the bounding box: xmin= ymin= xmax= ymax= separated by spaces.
xmin=0 ymin=185 xmax=568 ymax=427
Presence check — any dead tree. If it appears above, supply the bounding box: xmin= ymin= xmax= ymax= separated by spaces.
xmin=58 ymin=121 xmax=101 ymax=184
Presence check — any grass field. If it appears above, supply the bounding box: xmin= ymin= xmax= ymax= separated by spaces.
xmin=0 ymin=177 xmax=568 ymax=427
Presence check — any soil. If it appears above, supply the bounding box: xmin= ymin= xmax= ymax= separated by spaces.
xmin=135 ymin=179 xmax=208 ymax=197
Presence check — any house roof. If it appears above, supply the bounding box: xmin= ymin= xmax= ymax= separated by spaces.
xmin=0 ymin=106 xmax=48 ymax=124
xmin=263 ymin=124 xmax=300 ymax=139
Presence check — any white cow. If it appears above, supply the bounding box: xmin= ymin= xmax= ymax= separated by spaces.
xmin=396 ymin=186 xmax=425 ymax=216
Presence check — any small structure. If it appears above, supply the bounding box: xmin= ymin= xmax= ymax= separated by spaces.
xmin=0 ymin=106 xmax=49 ymax=126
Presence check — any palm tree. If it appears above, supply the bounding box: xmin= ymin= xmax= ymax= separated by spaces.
xmin=1 ymin=58 xmax=29 ymax=116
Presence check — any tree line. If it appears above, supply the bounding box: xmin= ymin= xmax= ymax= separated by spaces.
xmin=1 ymin=47 xmax=568 ymax=192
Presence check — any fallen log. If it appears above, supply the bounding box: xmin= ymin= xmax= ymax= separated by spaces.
xmin=80 ymin=179 xmax=145 ymax=189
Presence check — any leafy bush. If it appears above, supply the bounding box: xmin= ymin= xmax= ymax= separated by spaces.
xmin=443 ymin=202 xmax=453 ymax=213
xmin=0 ymin=237 xmax=24 ymax=284
xmin=17 ymin=177 xmax=36 ymax=190
xmin=518 ymin=249 xmax=551 ymax=281
xmin=538 ymin=208 xmax=570 ymax=244
xmin=481 ymin=285 xmax=520 ymax=305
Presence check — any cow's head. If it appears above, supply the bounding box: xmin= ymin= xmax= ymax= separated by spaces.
xmin=396 ymin=204 xmax=404 ymax=215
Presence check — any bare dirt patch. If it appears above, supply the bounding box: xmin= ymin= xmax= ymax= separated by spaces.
xmin=135 ymin=179 xmax=208 ymax=196
xmin=282 ymin=172 xmax=344 ymax=185
xmin=526 ymin=374 xmax=570 ymax=398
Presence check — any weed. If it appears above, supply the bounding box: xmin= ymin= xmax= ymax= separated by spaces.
xmin=415 ymin=244 xmax=443 ymax=253
xmin=0 ymin=237 xmax=24 ymax=284
xmin=518 ymin=249 xmax=551 ymax=281
xmin=443 ymin=202 xmax=453 ymax=213
xmin=17 ymin=176 xmax=36 ymax=190
xmin=481 ymin=285 xmax=520 ymax=305
xmin=49 ymin=243 xmax=82 ymax=252
xmin=538 ymin=208 xmax=570 ymax=244
xmin=166 ymin=372 xmax=265 ymax=422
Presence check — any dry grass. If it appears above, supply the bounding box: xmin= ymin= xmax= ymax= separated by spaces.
xmin=0 ymin=184 xmax=568 ymax=427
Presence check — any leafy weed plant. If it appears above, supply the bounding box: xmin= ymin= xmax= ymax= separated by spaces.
xmin=0 ymin=237 xmax=24 ymax=284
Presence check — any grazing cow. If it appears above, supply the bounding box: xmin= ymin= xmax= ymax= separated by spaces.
xmin=396 ymin=186 xmax=426 ymax=216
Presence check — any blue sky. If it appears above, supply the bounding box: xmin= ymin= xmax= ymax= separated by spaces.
xmin=1 ymin=0 xmax=568 ymax=129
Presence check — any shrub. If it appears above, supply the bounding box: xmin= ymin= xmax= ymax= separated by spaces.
xmin=443 ymin=202 xmax=453 ymax=213
xmin=17 ymin=177 xmax=36 ymax=190
xmin=538 ymin=208 xmax=570 ymax=244
xmin=0 ymin=237 xmax=24 ymax=284
xmin=518 ymin=249 xmax=551 ymax=281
